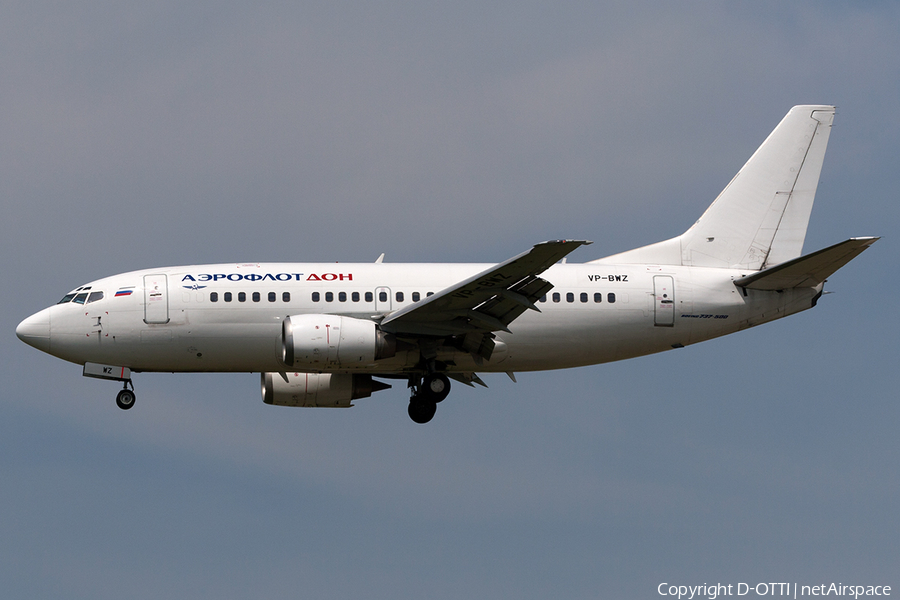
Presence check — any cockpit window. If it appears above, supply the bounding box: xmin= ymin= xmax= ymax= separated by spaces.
xmin=72 ymin=293 xmax=89 ymax=305
xmin=86 ymin=291 xmax=104 ymax=304
xmin=58 ymin=294 xmax=76 ymax=304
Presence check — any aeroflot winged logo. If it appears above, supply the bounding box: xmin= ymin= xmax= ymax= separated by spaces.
xmin=181 ymin=273 xmax=352 ymax=282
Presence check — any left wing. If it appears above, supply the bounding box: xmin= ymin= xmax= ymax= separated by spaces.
xmin=380 ymin=240 xmax=590 ymax=341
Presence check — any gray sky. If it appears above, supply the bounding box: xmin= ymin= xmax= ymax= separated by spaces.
xmin=3 ymin=2 xmax=898 ymax=599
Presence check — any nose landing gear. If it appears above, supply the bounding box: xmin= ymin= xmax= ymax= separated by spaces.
xmin=82 ymin=363 xmax=137 ymax=411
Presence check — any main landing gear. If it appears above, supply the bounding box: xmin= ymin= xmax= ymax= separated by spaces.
xmin=115 ymin=380 xmax=136 ymax=410
xmin=407 ymin=372 xmax=450 ymax=424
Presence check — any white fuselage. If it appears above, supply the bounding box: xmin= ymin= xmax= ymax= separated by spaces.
xmin=13 ymin=106 xmax=867 ymax=422
xmin=27 ymin=261 xmax=820 ymax=375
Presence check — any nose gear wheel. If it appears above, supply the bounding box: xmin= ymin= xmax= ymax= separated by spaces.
xmin=116 ymin=388 xmax=136 ymax=410
xmin=115 ymin=380 xmax=136 ymax=410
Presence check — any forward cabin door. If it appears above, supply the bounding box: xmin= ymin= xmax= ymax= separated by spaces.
xmin=653 ymin=275 xmax=675 ymax=327
xmin=143 ymin=274 xmax=170 ymax=324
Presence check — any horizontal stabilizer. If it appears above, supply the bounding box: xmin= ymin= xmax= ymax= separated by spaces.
xmin=733 ymin=237 xmax=878 ymax=290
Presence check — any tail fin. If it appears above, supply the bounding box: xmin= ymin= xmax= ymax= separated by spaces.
xmin=593 ymin=105 xmax=835 ymax=269
xmin=681 ymin=105 xmax=834 ymax=269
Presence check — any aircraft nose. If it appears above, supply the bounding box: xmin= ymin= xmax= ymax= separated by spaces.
xmin=16 ymin=308 xmax=51 ymax=353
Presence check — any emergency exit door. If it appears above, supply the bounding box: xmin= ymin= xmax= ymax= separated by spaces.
xmin=374 ymin=286 xmax=392 ymax=313
xmin=143 ymin=274 xmax=170 ymax=324
xmin=653 ymin=275 xmax=675 ymax=327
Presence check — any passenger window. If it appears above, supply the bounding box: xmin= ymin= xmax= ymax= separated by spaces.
xmin=379 ymin=291 xmax=387 ymax=302
xmin=73 ymin=293 xmax=89 ymax=305
xmin=210 ymin=292 xmax=218 ymax=302
xmin=339 ymin=292 xmax=347 ymax=302
xmin=539 ymin=295 xmax=547 ymax=303
xmin=238 ymin=292 xmax=246 ymax=302
xmin=608 ymin=293 xmax=616 ymax=303
xmin=566 ymin=292 xmax=574 ymax=303
xmin=312 ymin=292 xmax=320 ymax=302
xmin=594 ymin=292 xmax=602 ymax=303
xmin=352 ymin=292 xmax=360 ymax=302
xmin=325 ymin=292 xmax=334 ymax=302
xmin=252 ymin=292 xmax=260 ymax=302
xmin=396 ymin=291 xmax=404 ymax=302
xmin=268 ymin=292 xmax=276 ymax=302
xmin=283 ymin=292 xmax=291 ymax=302
xmin=580 ymin=292 xmax=588 ymax=303
xmin=552 ymin=292 xmax=560 ymax=303
xmin=412 ymin=292 xmax=420 ymax=302
xmin=426 ymin=292 xmax=433 ymax=297
xmin=365 ymin=292 xmax=374 ymax=302
xmin=224 ymin=292 xmax=232 ymax=302
xmin=58 ymin=294 xmax=76 ymax=304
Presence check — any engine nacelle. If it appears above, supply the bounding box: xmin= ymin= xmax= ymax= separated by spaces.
xmin=282 ymin=314 xmax=396 ymax=368
xmin=261 ymin=372 xmax=390 ymax=407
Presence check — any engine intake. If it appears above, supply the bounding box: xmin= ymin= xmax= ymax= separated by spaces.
xmin=282 ymin=314 xmax=396 ymax=368
xmin=261 ymin=372 xmax=391 ymax=407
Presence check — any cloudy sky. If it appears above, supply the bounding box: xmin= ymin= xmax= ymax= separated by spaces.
xmin=3 ymin=2 xmax=898 ymax=598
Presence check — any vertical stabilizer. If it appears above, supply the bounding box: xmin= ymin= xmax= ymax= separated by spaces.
xmin=680 ymin=105 xmax=835 ymax=269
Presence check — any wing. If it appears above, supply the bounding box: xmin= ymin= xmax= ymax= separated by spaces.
xmin=380 ymin=240 xmax=590 ymax=344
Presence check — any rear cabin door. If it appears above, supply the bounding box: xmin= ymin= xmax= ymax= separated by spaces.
xmin=653 ymin=275 xmax=675 ymax=327
xmin=143 ymin=274 xmax=170 ymax=324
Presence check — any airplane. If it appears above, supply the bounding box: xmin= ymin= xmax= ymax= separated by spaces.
xmin=16 ymin=105 xmax=877 ymax=424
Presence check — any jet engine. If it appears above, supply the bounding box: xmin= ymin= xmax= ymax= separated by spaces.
xmin=261 ymin=372 xmax=391 ymax=407
xmin=282 ymin=314 xmax=396 ymax=368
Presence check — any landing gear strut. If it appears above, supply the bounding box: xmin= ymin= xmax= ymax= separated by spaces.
xmin=116 ymin=380 xmax=136 ymax=410
xmin=407 ymin=372 xmax=451 ymax=424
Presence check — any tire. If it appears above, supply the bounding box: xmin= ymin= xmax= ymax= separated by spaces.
xmin=116 ymin=389 xmax=136 ymax=410
xmin=408 ymin=399 xmax=437 ymax=424
xmin=422 ymin=373 xmax=451 ymax=403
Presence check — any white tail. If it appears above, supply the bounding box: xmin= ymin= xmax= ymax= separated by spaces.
xmin=594 ymin=105 xmax=836 ymax=269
